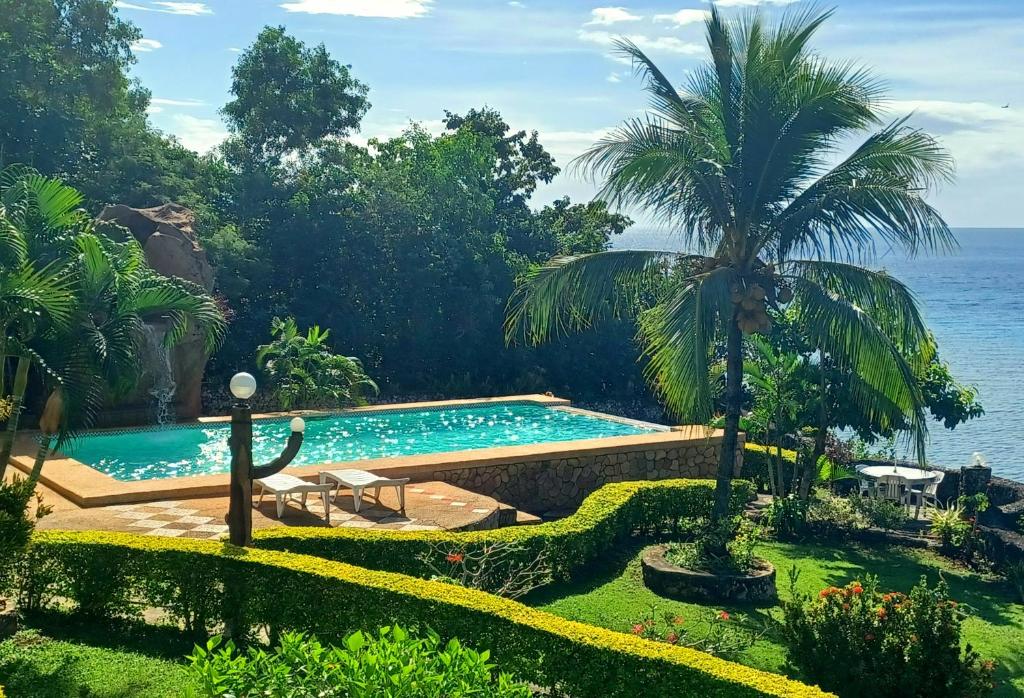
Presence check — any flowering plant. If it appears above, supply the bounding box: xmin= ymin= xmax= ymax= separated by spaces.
xmin=781 ymin=573 xmax=996 ymax=697
xmin=627 ymin=606 xmax=764 ymax=658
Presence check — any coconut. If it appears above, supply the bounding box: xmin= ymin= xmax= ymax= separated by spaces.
xmin=777 ymin=286 xmax=794 ymax=304
xmin=741 ymin=297 xmax=761 ymax=311
xmin=749 ymin=284 xmax=766 ymax=301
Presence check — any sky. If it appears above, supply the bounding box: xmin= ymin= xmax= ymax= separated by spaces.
xmin=118 ymin=0 xmax=1024 ymax=228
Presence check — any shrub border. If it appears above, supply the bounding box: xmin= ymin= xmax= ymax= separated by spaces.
xmin=26 ymin=530 xmax=830 ymax=697
xmin=253 ymin=478 xmax=757 ymax=580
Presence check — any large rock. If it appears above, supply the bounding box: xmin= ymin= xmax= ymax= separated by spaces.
xmin=97 ymin=203 xmax=216 ymax=420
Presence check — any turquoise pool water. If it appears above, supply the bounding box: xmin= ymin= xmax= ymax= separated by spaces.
xmin=66 ymin=403 xmax=658 ymax=481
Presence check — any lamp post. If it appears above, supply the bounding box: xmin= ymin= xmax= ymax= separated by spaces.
xmin=226 ymin=372 xmax=306 ymax=546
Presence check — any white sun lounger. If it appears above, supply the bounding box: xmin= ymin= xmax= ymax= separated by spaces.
xmin=319 ymin=468 xmax=409 ymax=513
xmin=254 ymin=473 xmax=334 ymax=523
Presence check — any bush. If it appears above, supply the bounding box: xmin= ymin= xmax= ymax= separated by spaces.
xmin=848 ymin=494 xmax=907 ymax=531
xmin=22 ymin=531 xmax=827 ymax=698
xmin=188 ymin=626 xmax=531 ymax=697
xmin=804 ymin=493 xmax=866 ymax=539
xmin=627 ymin=606 xmax=765 ymax=658
xmin=741 ymin=444 xmax=797 ymax=493
xmin=664 ymin=517 xmax=763 ymax=575
xmin=782 ymin=575 xmax=995 ymax=697
xmin=0 ymin=477 xmax=45 ymax=598
xmin=761 ymin=495 xmax=808 ymax=540
xmin=254 ymin=478 xmax=756 ymax=582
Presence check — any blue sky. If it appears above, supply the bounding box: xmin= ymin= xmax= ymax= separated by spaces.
xmin=119 ymin=0 xmax=1024 ymax=227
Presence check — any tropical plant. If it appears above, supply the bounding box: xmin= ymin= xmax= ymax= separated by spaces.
xmin=782 ymin=575 xmax=995 ymax=697
xmin=628 ymin=605 xmax=764 ymax=657
xmin=506 ymin=7 xmax=952 ymax=529
xmin=0 ymin=168 xmax=225 ymax=484
xmin=188 ymin=627 xmax=531 ymax=698
xmin=256 ymin=316 xmax=377 ymax=411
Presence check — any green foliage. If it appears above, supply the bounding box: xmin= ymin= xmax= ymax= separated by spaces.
xmin=665 ymin=516 xmax=763 ymax=575
xmin=782 ymin=575 xmax=996 ymax=697
xmin=22 ymin=527 xmax=827 ymax=698
xmin=628 ymin=606 xmax=764 ymax=658
xmin=223 ymin=26 xmax=370 ymax=159
xmin=188 ymin=627 xmax=531 ymax=698
xmin=0 ymin=478 xmax=39 ymax=596
xmin=761 ymin=495 xmax=809 ymax=541
xmin=848 ymin=495 xmax=908 ymax=531
xmin=931 ymin=499 xmax=987 ymax=565
xmin=256 ymin=316 xmax=377 ymax=410
xmin=254 ymin=478 xmax=755 ymax=582
xmin=1007 ymin=562 xmax=1024 ymax=604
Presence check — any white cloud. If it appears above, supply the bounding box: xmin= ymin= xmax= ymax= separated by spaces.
xmin=115 ymin=1 xmax=212 ymax=15
xmin=508 ymin=0 xmax=524 ymax=6
xmin=655 ymin=9 xmax=710 ymax=26
xmin=170 ymin=115 xmax=228 ymax=153
xmin=227 ymin=47 xmax=242 ymax=53
xmin=586 ymin=7 xmax=642 ymax=25
xmin=579 ymin=30 xmax=704 ymax=55
xmin=151 ymin=97 xmax=206 ymax=107
xmin=279 ymin=0 xmax=433 ymax=18
xmin=606 ymin=72 xmax=622 ymax=83
xmin=131 ymin=38 xmax=163 ymax=52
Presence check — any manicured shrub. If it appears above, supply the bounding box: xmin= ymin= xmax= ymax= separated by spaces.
xmin=188 ymin=626 xmax=531 ymax=697
xmin=0 ymin=478 xmax=41 ymax=597
xmin=741 ymin=444 xmax=797 ymax=493
xmin=254 ymin=478 xmax=756 ymax=581
xmin=23 ymin=530 xmax=829 ymax=697
xmin=781 ymin=575 xmax=995 ymax=697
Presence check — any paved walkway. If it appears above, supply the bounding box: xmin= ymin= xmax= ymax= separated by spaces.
xmin=11 ymin=474 xmax=503 ymax=539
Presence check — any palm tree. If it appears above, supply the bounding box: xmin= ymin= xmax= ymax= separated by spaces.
xmin=506 ymin=7 xmax=952 ymax=525
xmin=0 ymin=169 xmax=226 ymax=483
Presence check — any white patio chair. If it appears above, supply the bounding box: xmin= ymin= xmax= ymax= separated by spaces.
xmin=874 ymin=474 xmax=910 ymax=509
xmin=854 ymin=464 xmax=875 ymax=497
xmin=909 ymin=470 xmax=945 ymax=513
xmin=319 ymin=468 xmax=409 ymax=514
xmin=254 ymin=473 xmax=335 ymax=523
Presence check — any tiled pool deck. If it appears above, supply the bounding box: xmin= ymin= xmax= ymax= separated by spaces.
xmin=17 ymin=474 xmax=505 ymax=538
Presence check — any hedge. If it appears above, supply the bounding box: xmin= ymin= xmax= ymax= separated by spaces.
xmin=23 ymin=531 xmax=830 ymax=697
xmin=254 ymin=478 xmax=757 ymax=579
xmin=742 ymin=443 xmax=798 ymax=493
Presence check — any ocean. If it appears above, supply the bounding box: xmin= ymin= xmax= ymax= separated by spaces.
xmin=613 ymin=227 xmax=1024 ymax=481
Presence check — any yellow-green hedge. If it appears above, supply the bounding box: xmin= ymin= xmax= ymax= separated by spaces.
xmin=254 ymin=478 xmax=756 ymax=579
xmin=24 ymin=530 xmax=830 ymax=697
xmin=742 ymin=443 xmax=798 ymax=492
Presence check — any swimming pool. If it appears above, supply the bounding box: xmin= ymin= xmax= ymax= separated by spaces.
xmin=66 ymin=402 xmax=660 ymax=481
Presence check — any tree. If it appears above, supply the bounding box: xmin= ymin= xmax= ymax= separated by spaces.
xmin=256 ymin=316 xmax=377 ymax=410
xmin=223 ymin=26 xmax=370 ymax=159
xmin=507 ymin=8 xmax=954 ymax=527
xmin=0 ymin=169 xmax=226 ymax=484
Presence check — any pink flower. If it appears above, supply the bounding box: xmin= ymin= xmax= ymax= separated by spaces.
xmin=666 ymin=632 xmax=679 ymax=644
xmin=631 ymin=624 xmax=645 ymax=635
xmin=718 ymin=611 xmax=730 ymax=621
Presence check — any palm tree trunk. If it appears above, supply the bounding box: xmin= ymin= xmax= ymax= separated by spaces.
xmin=712 ymin=312 xmax=743 ymax=524
xmin=0 ymin=356 xmax=30 ymax=480
xmin=28 ymin=435 xmax=52 ymax=487
xmin=798 ymin=366 xmax=829 ymax=500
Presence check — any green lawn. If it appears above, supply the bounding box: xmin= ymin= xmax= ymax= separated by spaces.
xmin=528 ymin=540 xmax=1024 ymax=697
xmin=0 ymin=616 xmax=200 ymax=698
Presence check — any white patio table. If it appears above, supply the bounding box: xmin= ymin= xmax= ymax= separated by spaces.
xmin=858 ymin=465 xmax=938 ymax=518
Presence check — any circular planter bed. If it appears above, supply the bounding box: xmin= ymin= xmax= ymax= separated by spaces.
xmin=641 ymin=545 xmax=778 ymax=603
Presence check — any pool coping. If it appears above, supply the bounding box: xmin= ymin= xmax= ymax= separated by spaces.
xmin=9 ymin=394 xmax=721 ymax=508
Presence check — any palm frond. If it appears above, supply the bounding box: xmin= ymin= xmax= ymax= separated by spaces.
xmin=639 ymin=266 xmax=736 ymax=421
xmin=505 ymin=250 xmax=683 ymax=345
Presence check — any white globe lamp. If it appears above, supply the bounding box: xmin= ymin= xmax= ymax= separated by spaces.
xmin=290 ymin=417 xmax=306 ymax=434
xmin=229 ymin=372 xmax=257 ymax=401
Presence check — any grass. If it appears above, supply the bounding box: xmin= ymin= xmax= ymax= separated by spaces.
xmin=0 ymin=614 xmax=200 ymax=698
xmin=528 ymin=540 xmax=1024 ymax=697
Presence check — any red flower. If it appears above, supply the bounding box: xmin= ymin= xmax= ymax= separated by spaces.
xmin=672 ymin=615 xmax=685 ymax=625
xmin=666 ymin=632 xmax=679 ymax=644
xmin=631 ymin=624 xmax=645 ymax=635
xmin=851 ymin=585 xmax=864 ymax=595
xmin=877 ymin=608 xmax=887 ymax=619
xmin=718 ymin=611 xmax=730 ymax=621
xmin=445 ymin=552 xmax=464 ymax=564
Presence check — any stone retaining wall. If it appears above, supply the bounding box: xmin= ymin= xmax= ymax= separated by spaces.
xmin=432 ymin=437 xmax=742 ymax=514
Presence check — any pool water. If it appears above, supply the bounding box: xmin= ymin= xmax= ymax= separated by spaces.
xmin=66 ymin=403 xmax=659 ymax=481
